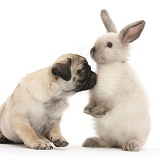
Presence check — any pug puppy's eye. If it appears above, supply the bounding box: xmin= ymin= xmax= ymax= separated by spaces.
xmin=81 ymin=68 xmax=87 ymax=73
xmin=77 ymin=68 xmax=87 ymax=76
xmin=67 ymin=58 xmax=72 ymax=65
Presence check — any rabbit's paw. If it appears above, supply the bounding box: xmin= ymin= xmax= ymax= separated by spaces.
xmin=83 ymin=104 xmax=95 ymax=115
xmin=122 ymin=140 xmax=141 ymax=152
xmin=83 ymin=108 xmax=91 ymax=115
xmin=83 ymin=137 xmax=110 ymax=148
xmin=90 ymin=107 xmax=106 ymax=118
xmin=84 ymin=104 xmax=107 ymax=118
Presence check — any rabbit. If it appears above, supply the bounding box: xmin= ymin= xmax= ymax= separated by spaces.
xmin=83 ymin=9 xmax=150 ymax=151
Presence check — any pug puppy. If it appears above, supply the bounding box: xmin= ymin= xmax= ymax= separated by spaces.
xmin=0 ymin=53 xmax=97 ymax=150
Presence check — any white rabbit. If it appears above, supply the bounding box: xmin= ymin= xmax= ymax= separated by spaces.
xmin=83 ymin=9 xmax=150 ymax=151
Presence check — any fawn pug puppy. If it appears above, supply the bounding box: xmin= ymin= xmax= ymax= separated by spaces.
xmin=0 ymin=53 xmax=97 ymax=150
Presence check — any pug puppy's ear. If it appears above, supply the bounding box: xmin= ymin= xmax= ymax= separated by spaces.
xmin=52 ymin=58 xmax=72 ymax=81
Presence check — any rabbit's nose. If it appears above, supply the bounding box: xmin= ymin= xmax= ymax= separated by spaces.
xmin=90 ymin=47 xmax=96 ymax=55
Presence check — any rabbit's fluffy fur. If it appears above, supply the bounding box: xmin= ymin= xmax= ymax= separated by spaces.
xmin=83 ymin=9 xmax=150 ymax=151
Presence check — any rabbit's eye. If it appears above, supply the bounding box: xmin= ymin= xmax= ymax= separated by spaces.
xmin=107 ymin=42 xmax=113 ymax=48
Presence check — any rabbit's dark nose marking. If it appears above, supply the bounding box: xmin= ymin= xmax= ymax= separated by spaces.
xmin=90 ymin=47 xmax=96 ymax=55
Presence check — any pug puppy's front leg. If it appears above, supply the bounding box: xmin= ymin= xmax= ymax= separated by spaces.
xmin=48 ymin=122 xmax=69 ymax=147
xmin=11 ymin=116 xmax=53 ymax=150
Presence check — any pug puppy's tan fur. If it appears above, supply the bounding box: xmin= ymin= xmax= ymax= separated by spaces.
xmin=0 ymin=53 xmax=96 ymax=150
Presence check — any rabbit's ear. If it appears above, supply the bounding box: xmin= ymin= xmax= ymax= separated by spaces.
xmin=101 ymin=9 xmax=117 ymax=33
xmin=119 ymin=20 xmax=145 ymax=44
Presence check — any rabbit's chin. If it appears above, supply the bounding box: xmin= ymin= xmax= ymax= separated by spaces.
xmin=91 ymin=53 xmax=106 ymax=64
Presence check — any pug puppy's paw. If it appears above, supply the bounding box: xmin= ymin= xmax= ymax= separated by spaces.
xmin=50 ymin=134 xmax=69 ymax=147
xmin=53 ymin=139 xmax=69 ymax=147
xmin=25 ymin=139 xmax=53 ymax=150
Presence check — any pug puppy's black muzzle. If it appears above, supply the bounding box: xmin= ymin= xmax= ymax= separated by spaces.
xmin=76 ymin=70 xmax=97 ymax=92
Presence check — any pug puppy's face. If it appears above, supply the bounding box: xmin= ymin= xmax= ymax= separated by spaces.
xmin=51 ymin=54 xmax=97 ymax=93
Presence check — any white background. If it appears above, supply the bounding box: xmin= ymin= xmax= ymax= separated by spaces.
xmin=0 ymin=0 xmax=160 ymax=159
